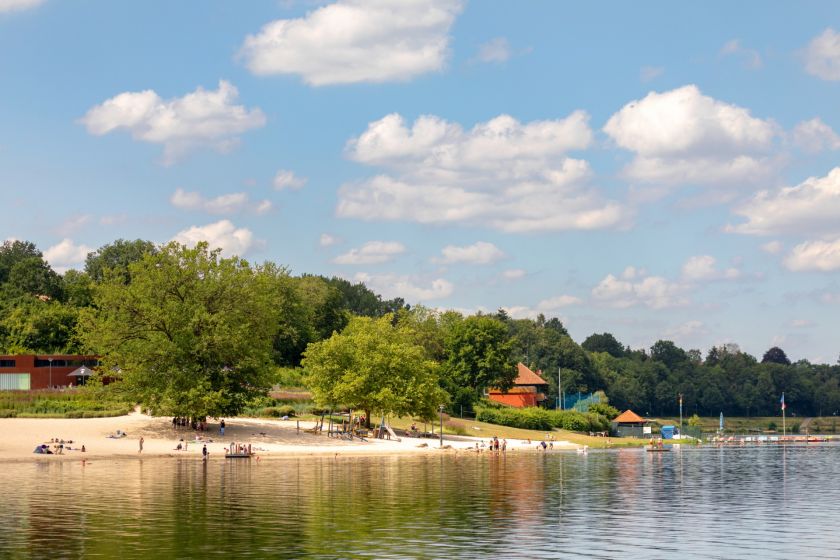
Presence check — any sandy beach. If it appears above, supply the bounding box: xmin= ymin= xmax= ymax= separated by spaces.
xmin=0 ymin=412 xmax=579 ymax=462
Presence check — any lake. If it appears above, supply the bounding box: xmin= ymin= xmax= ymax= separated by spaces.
xmin=1 ymin=445 xmax=838 ymax=559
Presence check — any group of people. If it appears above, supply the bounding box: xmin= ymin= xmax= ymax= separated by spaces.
xmin=476 ymin=436 xmax=507 ymax=453
xmin=228 ymin=442 xmax=251 ymax=455
xmin=172 ymin=416 xmax=208 ymax=431
xmin=33 ymin=438 xmax=85 ymax=455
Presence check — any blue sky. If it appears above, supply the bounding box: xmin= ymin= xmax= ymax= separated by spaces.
xmin=2 ymin=0 xmax=840 ymax=362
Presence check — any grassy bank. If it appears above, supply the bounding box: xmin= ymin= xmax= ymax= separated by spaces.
xmin=0 ymin=388 xmax=132 ymax=418
xmin=649 ymin=415 xmax=840 ymax=434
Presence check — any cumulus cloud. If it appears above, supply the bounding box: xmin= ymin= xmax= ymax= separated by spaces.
xmin=354 ymin=272 xmax=453 ymax=301
xmin=44 ymin=239 xmax=93 ymax=273
xmin=273 ymin=169 xmax=307 ymax=190
xmin=170 ymin=188 xmax=270 ymax=215
xmin=502 ymin=268 xmax=526 ymax=280
xmin=239 ymin=0 xmax=463 ymax=85
xmin=792 ymin=118 xmax=840 ymax=153
xmin=784 ymin=239 xmax=840 ymax=271
xmin=592 ymin=266 xmax=689 ymax=309
xmin=435 ymin=241 xmax=504 ymax=264
xmin=502 ymin=294 xmax=582 ymax=320
xmin=333 ymin=241 xmax=406 ymax=264
xmin=729 ymin=167 xmax=840 ymax=236
xmin=338 ymin=112 xmax=626 ymax=232
xmin=663 ymin=320 xmax=708 ymax=343
xmin=55 ymin=214 xmax=92 ymax=236
xmin=604 ymin=85 xmax=779 ymax=186
xmin=171 ymin=220 xmax=256 ymax=257
xmin=537 ymin=295 xmax=582 ymax=310
xmin=804 ymin=28 xmax=840 ymax=81
xmin=681 ymin=255 xmax=740 ymax=281
xmin=0 ymin=0 xmax=44 ymax=12
xmin=80 ymin=80 xmax=265 ymax=164
xmin=475 ymin=37 xmax=511 ymax=63
xmin=319 ymin=233 xmax=340 ymax=247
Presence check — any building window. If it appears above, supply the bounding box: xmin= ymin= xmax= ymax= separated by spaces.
xmin=0 ymin=360 xmax=16 ymax=368
xmin=0 ymin=373 xmax=30 ymax=390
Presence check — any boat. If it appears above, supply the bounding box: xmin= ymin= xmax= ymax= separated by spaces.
xmin=646 ymin=446 xmax=671 ymax=452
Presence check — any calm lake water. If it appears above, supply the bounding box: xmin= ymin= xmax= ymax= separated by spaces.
xmin=1 ymin=445 xmax=839 ymax=559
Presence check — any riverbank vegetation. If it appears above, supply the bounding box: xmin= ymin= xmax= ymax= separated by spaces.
xmin=0 ymin=388 xmax=131 ymax=418
xmin=2 ymin=239 xmax=840 ymax=429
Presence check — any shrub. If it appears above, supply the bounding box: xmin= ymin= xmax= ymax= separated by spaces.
xmin=588 ymin=403 xmax=620 ymax=421
xmin=768 ymin=421 xmax=777 ymax=431
xmin=0 ymin=409 xmax=16 ymax=418
xmin=445 ymin=419 xmax=468 ymax=436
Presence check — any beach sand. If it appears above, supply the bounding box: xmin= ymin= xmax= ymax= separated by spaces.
xmin=0 ymin=412 xmax=579 ymax=462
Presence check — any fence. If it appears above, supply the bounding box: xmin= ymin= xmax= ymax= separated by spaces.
xmin=559 ymin=392 xmax=600 ymax=412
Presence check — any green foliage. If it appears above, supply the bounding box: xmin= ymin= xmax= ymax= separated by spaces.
xmin=273 ymin=367 xmax=307 ymax=388
xmin=0 ymin=298 xmax=80 ymax=353
xmin=303 ymin=315 xmax=446 ymax=421
xmin=84 ymin=239 xmax=157 ymax=283
xmin=0 ymin=388 xmax=131 ymax=417
xmin=475 ymin=406 xmax=607 ymax=433
xmin=441 ymin=315 xmax=516 ymax=412
xmin=444 ymin=419 xmax=468 ymax=436
xmin=688 ymin=413 xmax=701 ymax=427
xmin=79 ymin=242 xmax=282 ymax=419
xmin=582 ymin=332 xmax=626 ymax=358
xmin=588 ymin=402 xmax=620 ymax=420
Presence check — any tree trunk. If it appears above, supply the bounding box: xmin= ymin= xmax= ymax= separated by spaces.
xmin=365 ymin=409 xmax=371 ymax=429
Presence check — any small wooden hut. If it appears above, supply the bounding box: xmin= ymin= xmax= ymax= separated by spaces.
xmin=611 ymin=409 xmax=648 ymax=438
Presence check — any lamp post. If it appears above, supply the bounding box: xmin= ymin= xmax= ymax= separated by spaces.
xmin=48 ymin=357 xmax=53 ymax=390
xmin=558 ymin=367 xmax=562 ymax=410
xmin=439 ymin=405 xmax=445 ymax=448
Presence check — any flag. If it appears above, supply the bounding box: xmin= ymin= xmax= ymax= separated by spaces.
xmin=781 ymin=393 xmax=786 ymax=411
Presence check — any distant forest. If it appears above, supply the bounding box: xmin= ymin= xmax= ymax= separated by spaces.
xmin=2 ymin=238 xmax=839 ymax=418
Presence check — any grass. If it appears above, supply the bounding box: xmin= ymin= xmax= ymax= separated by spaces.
xmin=649 ymin=415 xmax=837 ymax=434
xmin=0 ymin=387 xmax=132 ymax=418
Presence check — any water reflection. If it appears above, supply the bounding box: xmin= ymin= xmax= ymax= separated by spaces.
xmin=1 ymin=446 xmax=839 ymax=559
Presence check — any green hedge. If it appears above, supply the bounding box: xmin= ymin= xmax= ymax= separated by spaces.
xmin=476 ymin=407 xmax=610 ymax=433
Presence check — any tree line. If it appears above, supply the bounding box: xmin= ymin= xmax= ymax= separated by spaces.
xmin=1 ymin=239 xmax=839 ymax=420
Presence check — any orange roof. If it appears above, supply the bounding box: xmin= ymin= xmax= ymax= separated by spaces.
xmin=514 ymin=363 xmax=548 ymax=386
xmin=489 ymin=386 xmax=538 ymax=395
xmin=613 ymin=410 xmax=645 ymax=423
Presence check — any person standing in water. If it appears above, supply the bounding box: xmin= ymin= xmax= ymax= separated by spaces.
xmin=138 ymin=437 xmax=144 ymax=454
xmin=202 ymin=444 xmax=208 ymax=460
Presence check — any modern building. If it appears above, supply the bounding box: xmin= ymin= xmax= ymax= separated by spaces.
xmin=0 ymin=355 xmax=99 ymax=390
xmin=611 ymin=409 xmax=649 ymax=438
xmin=488 ymin=363 xmax=549 ymax=408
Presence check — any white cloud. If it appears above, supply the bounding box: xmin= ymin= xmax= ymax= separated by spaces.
xmin=663 ymin=320 xmax=708 ymax=343
xmin=791 ymin=319 xmax=813 ymax=328
xmin=273 ymin=169 xmax=307 ymax=190
xmin=537 ymin=295 xmax=582 ymax=310
xmin=239 ymin=0 xmax=462 ymax=85
xmin=604 ymin=85 xmax=779 ymax=186
xmin=592 ymin=266 xmax=689 ymax=309
xmin=761 ymin=240 xmax=783 ymax=254
xmin=319 ymin=233 xmax=340 ymax=247
xmin=639 ymin=66 xmax=664 ymax=82
xmin=729 ymin=167 xmax=840 ymax=236
xmin=476 ymin=37 xmax=511 ymax=63
xmin=100 ymin=214 xmax=128 ymax=226
xmin=171 ymin=220 xmax=256 ymax=257
xmin=354 ymin=272 xmax=453 ymax=301
xmin=338 ymin=112 xmax=626 ymax=232
xmin=333 ymin=241 xmax=406 ymax=264
xmin=435 ymin=241 xmax=504 ymax=265
xmin=720 ymin=39 xmax=762 ymax=69
xmin=804 ymin=28 xmax=840 ymax=81
xmin=792 ymin=118 xmax=840 ymax=153
xmin=80 ymin=80 xmax=265 ymax=164
xmin=0 ymin=0 xmax=43 ymax=12
xmin=502 ymin=268 xmax=526 ymax=280
xmin=44 ymin=239 xmax=93 ymax=273
xmin=784 ymin=238 xmax=840 ymax=272
xmin=169 ymin=188 xmax=269 ymax=215
xmin=681 ymin=255 xmax=740 ymax=281
xmin=55 ymin=214 xmax=91 ymax=236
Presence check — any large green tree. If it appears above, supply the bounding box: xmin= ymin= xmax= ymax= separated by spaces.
xmin=302 ymin=315 xmax=445 ymax=425
xmin=442 ymin=314 xmax=516 ymax=413
xmin=79 ymin=242 xmax=282 ymax=418
xmin=84 ymin=239 xmax=156 ymax=283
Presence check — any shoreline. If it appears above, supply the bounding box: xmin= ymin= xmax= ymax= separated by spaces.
xmin=0 ymin=412 xmax=580 ymax=464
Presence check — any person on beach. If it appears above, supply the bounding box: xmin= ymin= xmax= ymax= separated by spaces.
xmin=220 ymin=419 xmax=225 ymax=436
xmin=502 ymin=439 xmax=507 ymax=452
xmin=202 ymin=444 xmax=208 ymax=460
xmin=139 ymin=437 xmax=144 ymax=453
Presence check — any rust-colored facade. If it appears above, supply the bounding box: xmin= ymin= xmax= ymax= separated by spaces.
xmin=488 ymin=363 xmax=549 ymax=408
xmin=0 ymin=355 xmax=99 ymax=390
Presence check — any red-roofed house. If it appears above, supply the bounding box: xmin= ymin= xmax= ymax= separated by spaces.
xmin=488 ymin=363 xmax=549 ymax=408
xmin=611 ymin=409 xmax=649 ymax=438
